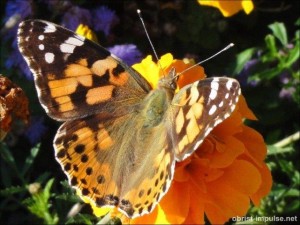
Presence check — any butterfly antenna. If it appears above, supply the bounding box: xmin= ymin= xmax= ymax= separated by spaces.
xmin=175 ymin=43 xmax=235 ymax=78
xmin=137 ymin=9 xmax=165 ymax=76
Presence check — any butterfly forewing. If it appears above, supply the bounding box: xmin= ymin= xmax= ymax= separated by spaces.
xmin=172 ymin=77 xmax=241 ymax=161
xmin=18 ymin=20 xmax=151 ymax=121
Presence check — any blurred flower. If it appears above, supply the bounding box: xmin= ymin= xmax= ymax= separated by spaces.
xmin=279 ymin=86 xmax=296 ymax=100
xmin=238 ymin=59 xmax=259 ymax=87
xmin=28 ymin=182 xmax=41 ymax=194
xmin=108 ymin=44 xmax=143 ymax=66
xmin=62 ymin=6 xmax=92 ymax=31
xmin=5 ymin=39 xmax=33 ymax=80
xmin=198 ymin=0 xmax=254 ymax=17
xmin=92 ymin=6 xmax=119 ymax=36
xmin=86 ymin=54 xmax=272 ymax=224
xmin=42 ymin=0 xmax=71 ymax=11
xmin=3 ymin=0 xmax=32 ymax=39
xmin=0 ymin=75 xmax=29 ymax=140
xmin=25 ymin=116 xmax=47 ymax=145
xmin=74 ymin=24 xmax=142 ymax=66
xmin=75 ymin=24 xmax=99 ymax=42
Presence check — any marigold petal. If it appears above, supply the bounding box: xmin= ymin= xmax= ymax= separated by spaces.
xmin=175 ymin=61 xmax=206 ymax=88
xmin=237 ymin=125 xmax=267 ymax=166
xmin=198 ymin=0 xmax=253 ymax=17
xmin=75 ymin=24 xmax=98 ymax=43
xmin=205 ymin=179 xmax=250 ymax=224
xmin=174 ymin=157 xmax=192 ymax=182
xmin=251 ymin=164 xmax=273 ymax=205
xmin=208 ymin=136 xmax=245 ymax=168
xmin=238 ymin=95 xmax=257 ymax=120
xmin=212 ymin=109 xmax=243 ymax=138
xmin=184 ymin=184 xmax=205 ymax=224
xmin=160 ymin=181 xmax=190 ymax=224
xmin=242 ymin=0 xmax=254 ymax=14
xmin=132 ymin=55 xmax=160 ymax=88
xmin=159 ymin=53 xmax=174 ymax=70
xmin=223 ymin=160 xmax=262 ymax=195
xmin=189 ymin=158 xmax=224 ymax=189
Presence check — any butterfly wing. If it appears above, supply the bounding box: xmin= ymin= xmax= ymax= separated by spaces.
xmin=171 ymin=77 xmax=241 ymax=161
xmin=54 ymin=109 xmax=175 ymax=218
xmin=18 ymin=20 xmax=151 ymax=121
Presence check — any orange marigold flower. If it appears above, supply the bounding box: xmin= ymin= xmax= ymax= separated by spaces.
xmin=130 ymin=54 xmax=272 ymax=224
xmin=0 ymin=75 xmax=29 ymax=140
xmin=198 ymin=0 xmax=254 ymax=17
xmin=87 ymin=54 xmax=272 ymax=224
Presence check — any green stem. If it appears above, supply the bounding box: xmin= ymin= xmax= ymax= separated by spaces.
xmin=274 ymin=131 xmax=300 ymax=148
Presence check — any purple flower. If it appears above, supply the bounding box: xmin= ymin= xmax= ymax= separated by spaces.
xmin=62 ymin=6 xmax=92 ymax=31
xmin=42 ymin=0 xmax=71 ymax=11
xmin=5 ymin=38 xmax=33 ymax=80
xmin=92 ymin=6 xmax=119 ymax=36
xmin=238 ymin=59 xmax=259 ymax=87
xmin=108 ymin=44 xmax=143 ymax=66
xmin=3 ymin=0 xmax=32 ymax=40
xmin=279 ymin=87 xmax=296 ymax=100
xmin=4 ymin=0 xmax=32 ymax=22
xmin=25 ymin=116 xmax=48 ymax=145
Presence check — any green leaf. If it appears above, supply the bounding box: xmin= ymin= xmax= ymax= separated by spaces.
xmin=267 ymin=145 xmax=294 ymax=155
xmin=22 ymin=144 xmax=40 ymax=176
xmin=233 ymin=47 xmax=257 ymax=74
xmin=0 ymin=185 xmax=27 ymax=196
xmin=284 ymin=41 xmax=300 ymax=68
xmin=268 ymin=22 xmax=288 ymax=46
xmin=249 ymin=67 xmax=282 ymax=81
xmin=23 ymin=178 xmax=59 ymax=225
xmin=264 ymin=34 xmax=277 ymax=57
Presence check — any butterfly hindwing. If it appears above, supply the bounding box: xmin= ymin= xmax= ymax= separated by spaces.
xmin=18 ymin=20 xmax=151 ymax=121
xmin=54 ymin=108 xmax=175 ymax=218
xmin=171 ymin=77 xmax=241 ymax=160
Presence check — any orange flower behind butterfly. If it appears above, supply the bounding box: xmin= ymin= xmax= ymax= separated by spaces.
xmin=75 ymin=25 xmax=272 ymax=224
xmin=126 ymin=54 xmax=272 ymax=224
xmin=198 ymin=0 xmax=254 ymax=17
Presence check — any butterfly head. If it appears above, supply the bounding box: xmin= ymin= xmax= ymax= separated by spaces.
xmin=158 ymin=67 xmax=178 ymax=93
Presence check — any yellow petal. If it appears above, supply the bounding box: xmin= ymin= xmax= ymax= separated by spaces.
xmin=198 ymin=0 xmax=254 ymax=17
xmin=75 ymin=24 xmax=98 ymax=43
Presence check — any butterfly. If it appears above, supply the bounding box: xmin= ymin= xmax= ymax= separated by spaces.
xmin=17 ymin=20 xmax=241 ymax=218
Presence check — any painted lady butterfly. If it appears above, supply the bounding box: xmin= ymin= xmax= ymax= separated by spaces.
xmin=17 ymin=20 xmax=241 ymax=218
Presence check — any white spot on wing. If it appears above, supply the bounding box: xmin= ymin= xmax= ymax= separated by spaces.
xmin=44 ymin=23 xmax=56 ymax=33
xmin=211 ymin=80 xmax=219 ymax=90
xmin=65 ymin=37 xmax=84 ymax=46
xmin=226 ymin=79 xmax=233 ymax=90
xmin=209 ymin=89 xmax=217 ymax=100
xmin=39 ymin=44 xmax=44 ymax=50
xmin=45 ymin=52 xmax=54 ymax=63
xmin=60 ymin=37 xmax=85 ymax=53
xmin=208 ymin=104 xmax=217 ymax=115
xmin=38 ymin=35 xmax=44 ymax=40
xmin=60 ymin=43 xmax=75 ymax=53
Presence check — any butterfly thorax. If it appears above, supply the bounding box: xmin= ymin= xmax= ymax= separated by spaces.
xmin=142 ymin=68 xmax=177 ymax=128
